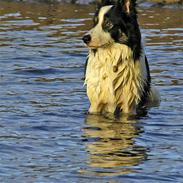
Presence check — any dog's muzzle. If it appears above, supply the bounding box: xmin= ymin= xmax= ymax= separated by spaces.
xmin=82 ymin=34 xmax=91 ymax=45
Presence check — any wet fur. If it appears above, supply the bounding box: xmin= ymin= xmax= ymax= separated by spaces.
xmin=83 ymin=0 xmax=160 ymax=114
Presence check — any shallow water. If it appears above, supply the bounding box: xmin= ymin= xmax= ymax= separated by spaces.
xmin=0 ymin=1 xmax=183 ymax=182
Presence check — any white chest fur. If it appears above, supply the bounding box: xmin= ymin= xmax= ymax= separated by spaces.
xmin=85 ymin=43 xmax=147 ymax=114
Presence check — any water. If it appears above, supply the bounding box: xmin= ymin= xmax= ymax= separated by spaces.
xmin=0 ymin=1 xmax=183 ymax=182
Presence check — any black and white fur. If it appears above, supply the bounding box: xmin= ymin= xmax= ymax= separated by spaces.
xmin=82 ymin=0 xmax=160 ymax=114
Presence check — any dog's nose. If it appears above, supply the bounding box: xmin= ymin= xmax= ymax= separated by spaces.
xmin=82 ymin=35 xmax=91 ymax=44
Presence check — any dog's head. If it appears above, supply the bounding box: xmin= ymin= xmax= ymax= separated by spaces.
xmin=82 ymin=0 xmax=141 ymax=60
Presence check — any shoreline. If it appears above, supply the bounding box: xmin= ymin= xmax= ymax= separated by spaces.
xmin=0 ymin=0 xmax=182 ymax=7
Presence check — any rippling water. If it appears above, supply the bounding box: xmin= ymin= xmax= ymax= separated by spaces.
xmin=0 ymin=1 xmax=183 ymax=182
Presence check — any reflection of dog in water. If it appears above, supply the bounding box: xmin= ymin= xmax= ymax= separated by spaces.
xmin=81 ymin=114 xmax=147 ymax=176
xmin=83 ymin=0 xmax=160 ymax=114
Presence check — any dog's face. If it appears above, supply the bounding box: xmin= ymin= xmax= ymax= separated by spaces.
xmin=83 ymin=5 xmax=116 ymax=49
xmin=83 ymin=0 xmax=141 ymax=58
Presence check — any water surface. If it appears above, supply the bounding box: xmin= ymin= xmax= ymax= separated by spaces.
xmin=0 ymin=1 xmax=183 ymax=182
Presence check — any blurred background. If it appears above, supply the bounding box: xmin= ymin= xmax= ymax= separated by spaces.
xmin=0 ymin=0 xmax=183 ymax=182
xmin=1 ymin=0 xmax=182 ymax=5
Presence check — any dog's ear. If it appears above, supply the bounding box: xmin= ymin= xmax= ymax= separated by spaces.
xmin=96 ymin=0 xmax=116 ymax=7
xmin=95 ymin=0 xmax=116 ymax=12
xmin=117 ymin=0 xmax=137 ymax=15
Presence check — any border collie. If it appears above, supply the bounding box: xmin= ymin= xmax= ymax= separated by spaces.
xmin=82 ymin=0 xmax=160 ymax=114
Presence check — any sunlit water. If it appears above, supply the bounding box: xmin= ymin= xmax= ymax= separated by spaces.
xmin=0 ymin=1 xmax=183 ymax=182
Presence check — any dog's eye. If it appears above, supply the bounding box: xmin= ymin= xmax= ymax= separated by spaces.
xmin=104 ymin=18 xmax=113 ymax=31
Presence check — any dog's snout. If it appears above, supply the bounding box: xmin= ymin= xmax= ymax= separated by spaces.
xmin=82 ymin=35 xmax=91 ymax=44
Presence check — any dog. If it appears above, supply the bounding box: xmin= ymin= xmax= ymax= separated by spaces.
xmin=82 ymin=0 xmax=160 ymax=115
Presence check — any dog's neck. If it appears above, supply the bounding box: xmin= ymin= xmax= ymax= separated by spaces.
xmin=89 ymin=43 xmax=133 ymax=67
